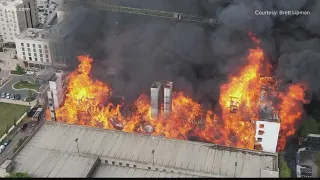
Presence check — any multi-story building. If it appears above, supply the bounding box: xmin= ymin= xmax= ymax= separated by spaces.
xmin=14 ymin=8 xmax=85 ymax=68
xmin=254 ymin=76 xmax=280 ymax=153
xmin=15 ymin=28 xmax=55 ymax=69
xmin=0 ymin=0 xmax=38 ymax=44
xmin=47 ymin=70 xmax=65 ymax=121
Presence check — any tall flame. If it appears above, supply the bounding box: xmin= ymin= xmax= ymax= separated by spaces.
xmin=51 ymin=34 xmax=307 ymax=152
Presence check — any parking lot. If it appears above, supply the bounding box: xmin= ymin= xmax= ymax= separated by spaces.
xmin=0 ymin=75 xmax=37 ymax=101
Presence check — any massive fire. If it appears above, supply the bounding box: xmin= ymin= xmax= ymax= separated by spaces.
xmin=51 ymin=33 xmax=307 ymax=152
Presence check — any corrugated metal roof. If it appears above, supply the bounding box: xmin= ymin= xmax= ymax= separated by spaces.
xmin=12 ymin=121 xmax=279 ymax=178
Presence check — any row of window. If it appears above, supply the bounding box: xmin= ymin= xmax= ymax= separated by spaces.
xmin=22 ymin=55 xmax=49 ymax=63
xmin=22 ymin=51 xmax=49 ymax=58
xmin=21 ymin=47 xmax=48 ymax=54
xmin=21 ymin=43 xmax=47 ymax=49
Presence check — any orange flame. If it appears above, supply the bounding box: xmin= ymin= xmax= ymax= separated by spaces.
xmin=51 ymin=34 xmax=307 ymax=152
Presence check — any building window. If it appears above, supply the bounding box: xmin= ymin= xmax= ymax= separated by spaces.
xmin=46 ymin=59 xmax=49 ymax=62
xmin=45 ymin=50 xmax=48 ymax=53
xmin=27 ymin=48 xmax=30 ymax=52
xmin=27 ymin=43 xmax=30 ymax=47
xmin=21 ymin=43 xmax=24 ymax=46
xmin=119 ymin=162 xmax=122 ymax=166
xmin=22 ymin=52 xmax=25 ymax=55
xmin=38 ymin=44 xmax=41 ymax=48
xmin=23 ymin=56 xmax=26 ymax=60
xmin=257 ymin=137 xmax=262 ymax=142
xmin=33 ymin=49 xmax=36 ymax=52
xmin=28 ymin=53 xmax=31 ymax=56
xmin=112 ymin=161 xmax=115 ymax=165
xmin=32 ymin=44 xmax=35 ymax=47
xmin=29 ymin=57 xmax=32 ymax=60
xmin=259 ymin=124 xmax=264 ymax=128
xmin=258 ymin=130 xmax=265 ymax=135
xmin=34 ymin=53 xmax=37 ymax=56
xmin=45 ymin=54 xmax=48 ymax=58
xmin=44 ymin=45 xmax=47 ymax=49
xmin=22 ymin=47 xmax=25 ymax=51
xmin=40 ymin=54 xmax=43 ymax=57
xmin=39 ymin=49 xmax=42 ymax=53
xmin=35 ymin=58 xmax=37 ymax=61
xmin=40 ymin=58 xmax=43 ymax=62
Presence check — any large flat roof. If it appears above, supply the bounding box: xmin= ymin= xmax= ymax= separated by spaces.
xmin=91 ymin=164 xmax=198 ymax=178
xmin=11 ymin=121 xmax=279 ymax=178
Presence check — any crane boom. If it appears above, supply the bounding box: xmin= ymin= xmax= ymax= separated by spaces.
xmin=83 ymin=2 xmax=220 ymax=26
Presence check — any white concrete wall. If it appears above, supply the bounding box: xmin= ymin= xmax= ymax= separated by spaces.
xmin=164 ymin=82 xmax=173 ymax=119
xmin=150 ymin=84 xmax=161 ymax=119
xmin=255 ymin=121 xmax=280 ymax=153
xmin=15 ymin=37 xmax=52 ymax=65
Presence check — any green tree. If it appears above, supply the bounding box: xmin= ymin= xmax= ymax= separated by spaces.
xmin=15 ymin=64 xmax=24 ymax=74
xmin=279 ymin=155 xmax=291 ymax=178
xmin=299 ymin=116 xmax=319 ymax=137
xmin=5 ymin=172 xmax=29 ymax=178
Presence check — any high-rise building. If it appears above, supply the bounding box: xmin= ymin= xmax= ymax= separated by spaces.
xmin=0 ymin=0 xmax=38 ymax=43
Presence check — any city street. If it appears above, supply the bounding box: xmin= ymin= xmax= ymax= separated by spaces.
xmin=0 ymin=119 xmax=40 ymax=165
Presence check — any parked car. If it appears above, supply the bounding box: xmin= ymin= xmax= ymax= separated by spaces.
xmin=0 ymin=92 xmax=5 ymax=98
xmin=6 ymin=93 xmax=10 ymax=99
xmin=15 ymin=94 xmax=21 ymax=100
xmin=10 ymin=94 xmax=15 ymax=100
xmin=3 ymin=139 xmax=12 ymax=147
xmin=0 ymin=145 xmax=5 ymax=154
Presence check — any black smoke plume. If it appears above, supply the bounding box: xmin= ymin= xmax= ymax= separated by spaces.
xmin=60 ymin=0 xmax=320 ymax=104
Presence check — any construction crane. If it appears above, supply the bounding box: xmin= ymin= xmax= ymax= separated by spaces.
xmin=79 ymin=2 xmax=220 ymax=27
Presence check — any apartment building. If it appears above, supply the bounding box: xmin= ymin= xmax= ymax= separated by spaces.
xmin=15 ymin=27 xmax=68 ymax=69
xmin=0 ymin=0 xmax=38 ymax=44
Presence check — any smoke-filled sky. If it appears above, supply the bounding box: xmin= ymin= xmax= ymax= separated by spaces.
xmin=61 ymin=0 xmax=320 ymax=104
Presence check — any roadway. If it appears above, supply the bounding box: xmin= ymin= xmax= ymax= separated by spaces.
xmin=0 ymin=119 xmax=39 ymax=165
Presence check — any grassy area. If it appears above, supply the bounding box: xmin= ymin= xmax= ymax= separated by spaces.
xmin=0 ymin=102 xmax=29 ymax=137
xmin=13 ymin=80 xmax=40 ymax=91
xmin=10 ymin=70 xmax=25 ymax=75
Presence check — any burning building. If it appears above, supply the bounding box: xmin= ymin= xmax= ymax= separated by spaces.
xmin=164 ymin=81 xmax=173 ymax=119
xmin=47 ymin=33 xmax=307 ymax=153
xmin=47 ymin=70 xmax=65 ymax=121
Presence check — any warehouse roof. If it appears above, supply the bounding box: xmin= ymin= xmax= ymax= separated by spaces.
xmin=91 ymin=164 xmax=198 ymax=178
xmin=11 ymin=121 xmax=279 ymax=178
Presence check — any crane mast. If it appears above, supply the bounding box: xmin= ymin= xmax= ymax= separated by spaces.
xmin=80 ymin=2 xmax=220 ymax=26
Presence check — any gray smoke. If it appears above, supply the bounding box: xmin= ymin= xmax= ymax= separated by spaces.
xmin=60 ymin=0 xmax=320 ymax=103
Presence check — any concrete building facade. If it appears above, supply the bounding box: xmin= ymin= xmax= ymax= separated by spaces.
xmin=47 ymin=70 xmax=65 ymax=121
xmin=15 ymin=28 xmax=68 ymax=68
xmin=150 ymin=81 xmax=161 ymax=119
xmin=0 ymin=0 xmax=38 ymax=44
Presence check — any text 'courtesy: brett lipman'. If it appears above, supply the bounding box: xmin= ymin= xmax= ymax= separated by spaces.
xmin=254 ymin=10 xmax=311 ymax=17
